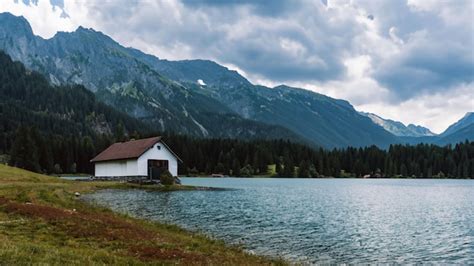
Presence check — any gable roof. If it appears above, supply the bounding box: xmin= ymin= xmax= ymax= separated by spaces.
xmin=90 ymin=137 xmax=162 ymax=162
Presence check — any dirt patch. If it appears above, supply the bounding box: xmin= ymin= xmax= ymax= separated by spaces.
xmin=128 ymin=245 xmax=205 ymax=263
xmin=3 ymin=200 xmax=154 ymax=239
xmin=0 ymin=197 xmax=9 ymax=205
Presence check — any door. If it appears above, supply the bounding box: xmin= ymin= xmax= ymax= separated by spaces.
xmin=147 ymin=160 xmax=169 ymax=180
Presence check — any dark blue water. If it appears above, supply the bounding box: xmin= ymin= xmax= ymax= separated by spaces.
xmin=85 ymin=178 xmax=474 ymax=264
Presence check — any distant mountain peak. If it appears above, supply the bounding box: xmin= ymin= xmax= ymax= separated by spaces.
xmin=0 ymin=12 xmax=34 ymax=37
xmin=441 ymin=112 xmax=474 ymax=136
xmin=71 ymin=25 xmax=117 ymax=42
xmin=360 ymin=112 xmax=436 ymax=137
xmin=76 ymin=25 xmax=90 ymax=31
xmin=462 ymin=112 xmax=473 ymax=118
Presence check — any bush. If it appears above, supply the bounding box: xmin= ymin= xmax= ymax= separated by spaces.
xmin=240 ymin=164 xmax=253 ymax=177
xmin=159 ymin=169 xmax=175 ymax=185
xmin=0 ymin=154 xmax=10 ymax=165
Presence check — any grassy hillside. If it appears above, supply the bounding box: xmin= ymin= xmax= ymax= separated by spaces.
xmin=0 ymin=164 xmax=283 ymax=265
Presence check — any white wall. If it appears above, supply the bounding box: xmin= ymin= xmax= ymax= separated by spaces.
xmin=94 ymin=141 xmax=178 ymax=177
xmin=94 ymin=159 xmax=138 ymax=177
xmin=137 ymin=142 xmax=178 ymax=177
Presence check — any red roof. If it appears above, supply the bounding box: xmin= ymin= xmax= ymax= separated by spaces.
xmin=90 ymin=137 xmax=161 ymax=162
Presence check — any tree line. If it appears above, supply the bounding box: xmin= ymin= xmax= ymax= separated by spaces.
xmin=165 ymin=136 xmax=474 ymax=178
xmin=5 ymin=127 xmax=473 ymax=179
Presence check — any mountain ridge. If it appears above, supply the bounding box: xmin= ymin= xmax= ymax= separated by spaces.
xmin=360 ymin=112 xmax=436 ymax=137
xmin=3 ymin=12 xmax=470 ymax=148
xmin=399 ymin=112 xmax=473 ymax=145
xmin=0 ymin=13 xmax=309 ymax=144
xmin=140 ymin=52 xmax=400 ymax=148
xmin=440 ymin=112 xmax=474 ymax=137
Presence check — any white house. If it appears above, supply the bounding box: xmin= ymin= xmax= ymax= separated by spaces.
xmin=90 ymin=136 xmax=181 ymax=179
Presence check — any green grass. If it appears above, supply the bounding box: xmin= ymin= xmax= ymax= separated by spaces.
xmin=0 ymin=164 xmax=285 ymax=265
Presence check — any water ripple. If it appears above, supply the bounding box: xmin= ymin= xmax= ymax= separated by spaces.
xmin=85 ymin=178 xmax=474 ymax=264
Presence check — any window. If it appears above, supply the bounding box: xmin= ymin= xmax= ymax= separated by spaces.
xmin=156 ymin=145 xmax=161 ymax=150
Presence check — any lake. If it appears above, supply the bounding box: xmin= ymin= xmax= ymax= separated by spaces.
xmin=85 ymin=178 xmax=474 ymax=264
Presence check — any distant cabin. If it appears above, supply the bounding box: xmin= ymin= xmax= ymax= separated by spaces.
xmin=90 ymin=137 xmax=181 ymax=179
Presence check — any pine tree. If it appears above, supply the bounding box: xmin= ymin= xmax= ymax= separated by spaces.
xmin=9 ymin=126 xmax=40 ymax=172
xmin=232 ymin=158 xmax=241 ymax=177
xmin=275 ymin=158 xmax=283 ymax=177
xmin=298 ymin=160 xmax=310 ymax=178
xmin=400 ymin=164 xmax=408 ymax=177
xmin=283 ymin=155 xmax=295 ymax=177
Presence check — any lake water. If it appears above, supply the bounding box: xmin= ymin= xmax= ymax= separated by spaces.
xmin=85 ymin=178 xmax=474 ymax=264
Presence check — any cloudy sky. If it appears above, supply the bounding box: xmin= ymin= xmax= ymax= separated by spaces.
xmin=1 ymin=0 xmax=473 ymax=133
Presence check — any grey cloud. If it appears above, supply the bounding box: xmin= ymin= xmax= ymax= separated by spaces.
xmin=86 ymin=0 xmax=348 ymax=82
xmin=181 ymin=0 xmax=299 ymax=16
xmin=376 ymin=40 xmax=473 ymax=100
xmin=74 ymin=0 xmax=473 ymax=103
xmin=49 ymin=0 xmax=63 ymax=8
xmin=216 ymin=28 xmax=346 ymax=82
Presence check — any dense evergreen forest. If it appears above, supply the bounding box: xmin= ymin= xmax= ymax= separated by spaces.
xmin=0 ymin=51 xmax=151 ymax=173
xmin=4 ymin=127 xmax=474 ymax=178
xmin=1 ymin=51 xmax=473 ymax=178
xmin=164 ymin=136 xmax=474 ymax=178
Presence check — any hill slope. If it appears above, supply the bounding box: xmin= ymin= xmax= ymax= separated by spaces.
xmin=0 ymin=51 xmax=157 ymax=172
xmin=0 ymin=51 xmax=148 ymax=147
xmin=132 ymin=50 xmax=401 ymax=148
xmin=437 ymin=123 xmax=474 ymax=146
xmin=440 ymin=112 xmax=474 ymax=137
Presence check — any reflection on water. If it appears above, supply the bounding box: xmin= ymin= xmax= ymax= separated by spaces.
xmin=85 ymin=178 xmax=474 ymax=264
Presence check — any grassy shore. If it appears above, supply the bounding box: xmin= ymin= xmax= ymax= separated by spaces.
xmin=0 ymin=164 xmax=284 ymax=265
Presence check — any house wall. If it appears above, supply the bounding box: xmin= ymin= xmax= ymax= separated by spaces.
xmin=94 ymin=159 xmax=138 ymax=177
xmin=137 ymin=142 xmax=178 ymax=177
xmin=94 ymin=141 xmax=178 ymax=177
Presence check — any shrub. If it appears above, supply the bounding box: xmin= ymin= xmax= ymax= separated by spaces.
xmin=159 ymin=169 xmax=175 ymax=185
xmin=239 ymin=164 xmax=253 ymax=177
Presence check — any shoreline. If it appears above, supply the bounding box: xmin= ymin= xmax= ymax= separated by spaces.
xmin=181 ymin=175 xmax=472 ymax=180
xmin=0 ymin=164 xmax=284 ymax=265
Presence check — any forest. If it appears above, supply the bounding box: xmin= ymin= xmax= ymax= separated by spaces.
xmin=166 ymin=136 xmax=474 ymax=179
xmin=4 ymin=127 xmax=474 ymax=179
xmin=1 ymin=51 xmax=473 ymax=178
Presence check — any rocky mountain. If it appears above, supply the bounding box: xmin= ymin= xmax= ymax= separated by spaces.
xmin=0 ymin=13 xmax=304 ymax=144
xmin=437 ymin=123 xmax=474 ymax=146
xmin=360 ymin=112 xmax=435 ymax=137
xmin=128 ymin=42 xmax=400 ymax=148
xmin=434 ymin=112 xmax=474 ymax=145
xmin=0 ymin=12 xmax=400 ymax=148
xmin=440 ymin=112 xmax=474 ymax=137
xmin=406 ymin=124 xmax=436 ymax=137
xmin=400 ymin=112 xmax=473 ymax=146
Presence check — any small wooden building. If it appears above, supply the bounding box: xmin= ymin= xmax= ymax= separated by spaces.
xmin=90 ymin=137 xmax=181 ymax=179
